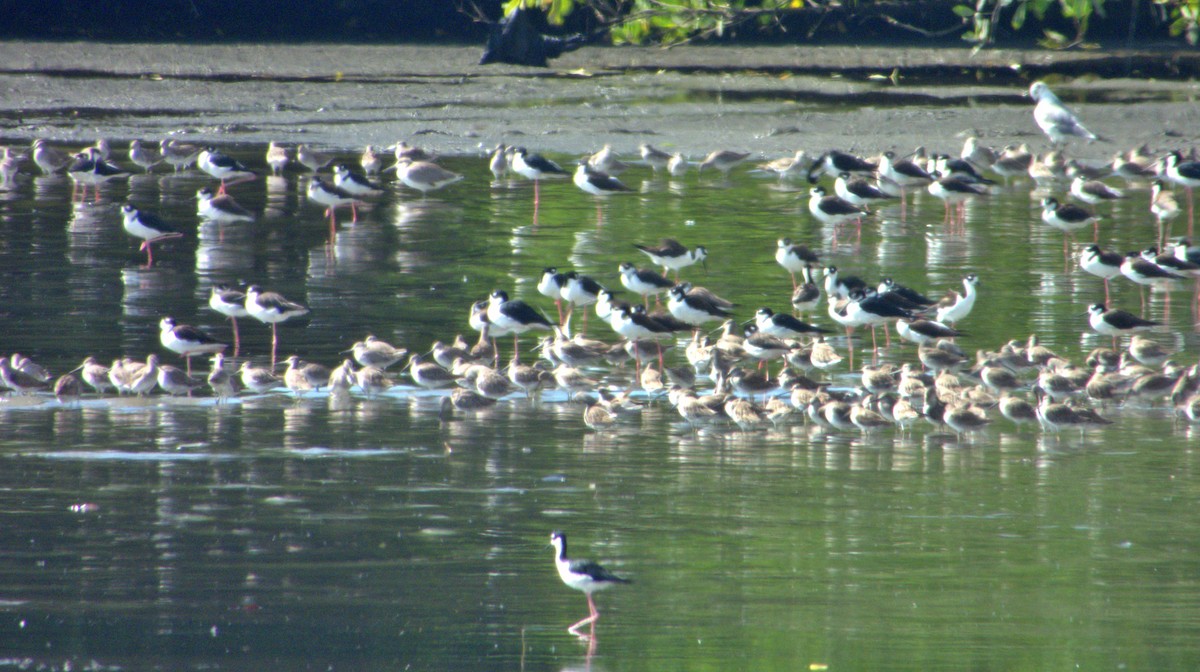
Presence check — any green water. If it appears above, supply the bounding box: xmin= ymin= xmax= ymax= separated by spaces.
xmin=0 ymin=145 xmax=1198 ymax=671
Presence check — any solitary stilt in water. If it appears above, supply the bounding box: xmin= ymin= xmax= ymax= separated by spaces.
xmin=550 ymin=531 xmax=630 ymax=639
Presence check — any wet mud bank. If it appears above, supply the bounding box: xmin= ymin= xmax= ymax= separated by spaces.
xmin=0 ymin=41 xmax=1197 ymax=161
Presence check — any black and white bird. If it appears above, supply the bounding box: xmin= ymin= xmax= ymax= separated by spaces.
xmin=307 ymin=176 xmax=362 ymax=233
xmin=561 ymin=271 xmax=605 ymax=332
xmin=619 ymin=262 xmax=674 ymax=306
xmin=120 ymin=204 xmax=184 ymax=267
xmin=775 ymin=238 xmax=819 ymax=289
xmin=549 ymin=531 xmax=630 ymax=637
xmin=807 ymin=150 xmax=877 ymax=182
xmin=196 ymin=186 xmax=255 ymax=223
xmin=667 ymin=284 xmax=733 ymax=327
xmin=574 ymin=163 xmax=630 ymax=196
xmin=895 ymin=317 xmax=962 ymax=346
xmin=1029 ymin=81 xmax=1099 ymax=145
xmin=159 ymin=317 xmax=227 ymax=375
xmin=1042 ymin=196 xmax=1099 ymax=261
xmin=754 ymin=307 xmax=828 ymax=339
xmin=67 ymin=147 xmax=127 ymax=199
xmin=197 ymin=147 xmax=256 ymax=192
xmin=1079 ymin=244 xmax=1124 ymax=302
xmin=333 ymin=163 xmax=384 ymax=198
xmin=245 ymin=285 xmax=310 ymax=367
xmin=633 ymin=238 xmax=708 ymax=279
xmin=808 ymin=185 xmax=867 ymax=229
xmin=209 ymin=284 xmax=250 ymax=357
xmin=487 ymin=289 xmax=555 ymax=363
xmin=511 ymin=147 xmax=568 ymax=206
xmin=537 ymin=267 xmax=569 ymax=322
xmin=936 ymin=274 xmax=980 ymax=325
xmin=927 ymin=171 xmax=987 ymax=226
xmin=833 ymin=171 xmax=892 ymax=210
xmin=1070 ymin=175 xmax=1123 ymax=206
xmin=822 ymin=265 xmax=867 ymax=300
xmin=1087 ymin=303 xmax=1159 ymax=344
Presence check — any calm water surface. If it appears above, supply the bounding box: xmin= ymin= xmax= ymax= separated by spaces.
xmin=1 ymin=141 xmax=1199 ymax=671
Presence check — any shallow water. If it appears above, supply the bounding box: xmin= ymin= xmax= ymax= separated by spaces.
xmin=1 ymin=143 xmax=1199 ymax=671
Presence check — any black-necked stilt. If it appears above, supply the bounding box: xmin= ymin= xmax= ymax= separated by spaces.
xmin=67 ymin=147 xmax=128 ymax=200
xmin=639 ymin=143 xmax=672 ymax=172
xmin=487 ymin=289 xmax=554 ymax=363
xmin=561 ymin=271 xmax=604 ymax=332
xmin=395 ymin=158 xmax=463 ymax=196
xmin=697 ymin=149 xmax=750 ymax=177
xmin=308 ymin=175 xmax=361 ymax=234
xmin=619 ymin=262 xmax=673 ymax=307
xmin=633 ymin=238 xmax=707 ymax=279
xmin=573 ymin=163 xmax=630 ymax=197
xmin=511 ymin=147 xmax=568 ymax=206
xmin=847 ymin=289 xmax=914 ymax=352
xmin=244 ymin=285 xmax=309 ymax=368
xmin=198 ymin=147 xmax=256 ymax=193
xmin=209 ymin=284 xmax=249 ymax=356
xmin=935 ymin=274 xmax=980 ymax=325
xmin=1087 ymin=303 xmax=1160 ymax=347
xmin=895 ymin=317 xmax=962 ymax=346
xmin=740 ymin=324 xmax=793 ymax=370
xmin=1080 ymin=244 xmax=1124 ymax=303
xmin=128 ymin=139 xmax=160 ymax=172
xmin=609 ymin=304 xmax=672 ymax=370
xmin=928 ymin=171 xmax=987 ymax=229
xmin=120 ymin=204 xmax=184 ymax=267
xmin=1165 ymin=151 xmax=1200 ymax=236
xmin=808 ymin=185 xmax=867 ymax=236
xmin=1070 ymin=175 xmax=1123 ymax=206
xmin=296 ymin=144 xmax=332 ymax=173
xmin=1029 ymin=81 xmax=1099 ymax=145
xmin=159 ymin=317 xmax=227 ymax=375
xmin=754 ymin=306 xmax=828 ymax=339
xmin=550 ymin=531 xmax=629 ymax=638
xmin=1143 ymin=246 xmax=1200 ymax=278
xmin=667 ymin=284 xmax=733 ymax=327
xmin=160 ymin=139 xmax=201 ymax=173
xmin=822 ymin=265 xmax=867 ymax=300
xmin=877 ymin=277 xmax=935 ymax=311
xmin=878 ymin=150 xmax=931 ymax=217
xmin=333 ymin=163 xmax=384 ymax=198
xmin=197 ymin=186 xmax=255 ymax=223
xmin=807 ymin=150 xmax=877 ymax=182
xmin=934 ymin=154 xmax=995 ymax=185
xmin=833 ymin=171 xmax=892 ymax=210
xmin=537 ymin=267 xmax=568 ymax=322
xmin=265 ymin=141 xmax=289 ymax=175
xmin=775 ymin=238 xmax=819 ymax=290
xmin=1120 ymin=250 xmax=1185 ymax=311
xmin=1042 ymin=196 xmax=1099 ymax=262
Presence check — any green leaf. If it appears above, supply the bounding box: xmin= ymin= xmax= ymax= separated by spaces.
xmin=1011 ymin=1 xmax=1028 ymax=29
xmin=952 ymin=4 xmax=977 ymax=17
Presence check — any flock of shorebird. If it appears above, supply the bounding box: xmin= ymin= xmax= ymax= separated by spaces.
xmin=2 ymin=80 xmax=1200 ymax=442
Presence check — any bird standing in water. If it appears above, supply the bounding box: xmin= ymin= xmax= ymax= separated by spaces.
xmin=550 ymin=531 xmax=630 ymax=638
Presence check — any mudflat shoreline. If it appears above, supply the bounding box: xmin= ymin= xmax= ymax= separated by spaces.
xmin=0 ymin=41 xmax=1196 ymax=160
